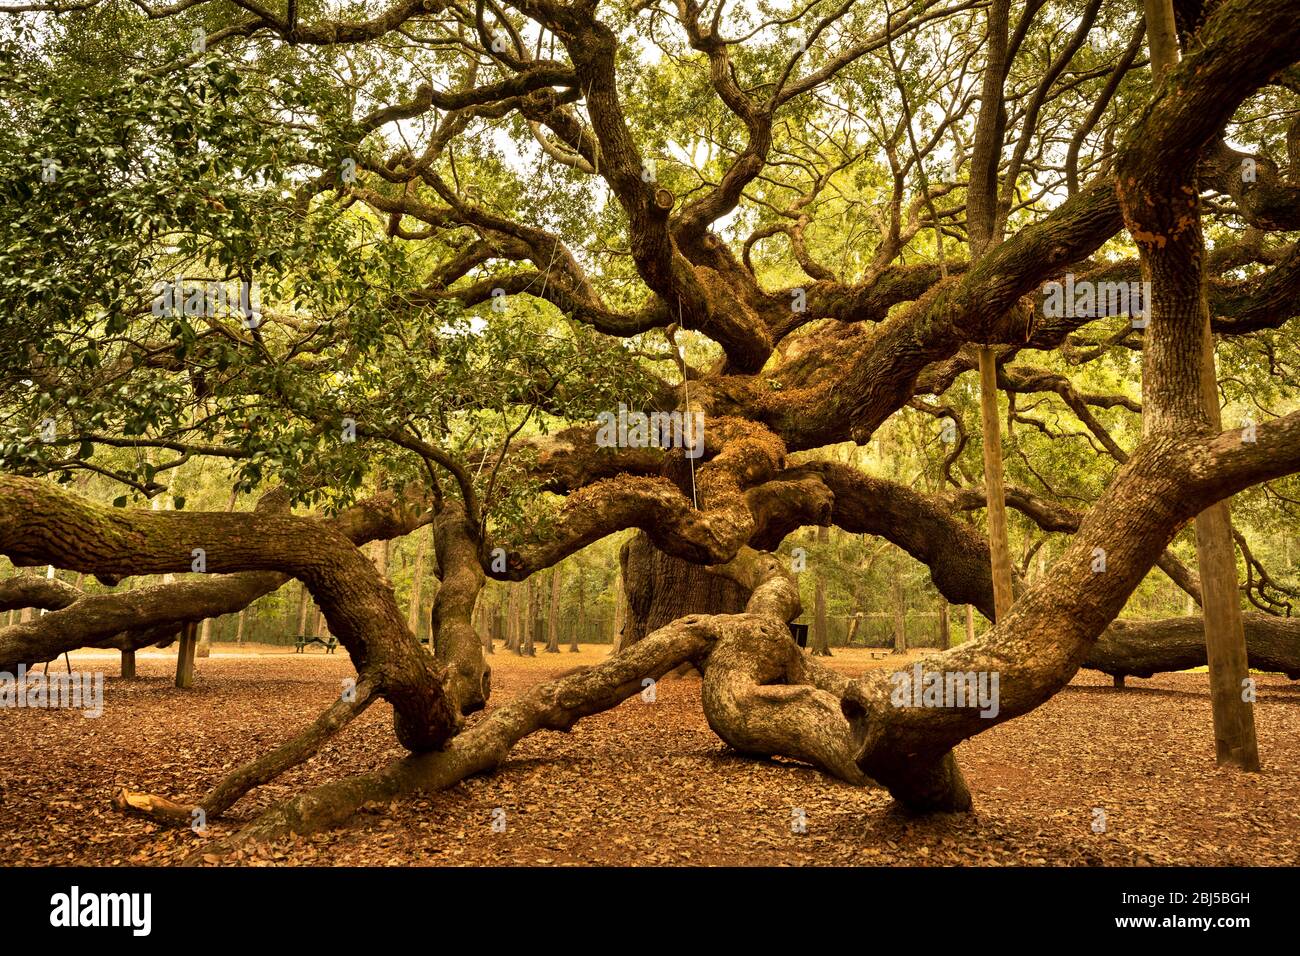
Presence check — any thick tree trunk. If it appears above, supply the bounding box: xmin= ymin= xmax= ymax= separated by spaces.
xmin=1088 ymin=614 xmax=1300 ymax=680
xmin=429 ymin=503 xmax=491 ymax=713
xmin=1140 ymin=0 xmax=1260 ymax=771
xmin=618 ymin=531 xmax=748 ymax=650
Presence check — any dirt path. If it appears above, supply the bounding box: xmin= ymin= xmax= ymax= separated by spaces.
xmin=2 ymin=645 xmax=1297 ymax=865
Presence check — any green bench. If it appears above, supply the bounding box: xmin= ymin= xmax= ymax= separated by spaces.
xmin=294 ymin=635 xmax=339 ymax=654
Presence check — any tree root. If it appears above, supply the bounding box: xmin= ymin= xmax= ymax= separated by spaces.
xmin=177 ymin=547 xmax=886 ymax=860
xmin=183 ymin=617 xmax=721 ymax=862
xmin=700 ymin=617 xmax=868 ymax=784
xmin=113 ymin=676 xmax=380 ymax=826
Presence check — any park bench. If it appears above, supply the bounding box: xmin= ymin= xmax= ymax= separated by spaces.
xmin=868 ymin=649 xmax=890 ymax=660
xmin=294 ymin=635 xmax=339 ymax=654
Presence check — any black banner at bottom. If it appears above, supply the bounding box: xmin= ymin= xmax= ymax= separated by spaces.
xmin=0 ymin=865 xmax=1283 ymax=943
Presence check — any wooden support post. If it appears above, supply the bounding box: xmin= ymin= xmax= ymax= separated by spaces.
xmin=1195 ymin=348 xmax=1260 ymax=768
xmin=121 ymin=649 xmax=136 ymax=680
xmin=175 ymin=621 xmax=198 ymax=690
xmin=977 ymin=346 xmax=1015 ymax=621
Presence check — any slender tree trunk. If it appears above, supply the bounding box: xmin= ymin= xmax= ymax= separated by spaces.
xmin=611 ymin=571 xmax=626 ymax=652
xmin=937 ymin=597 xmax=950 ymax=651
xmin=407 ymin=527 xmax=429 ymax=643
xmin=523 ymin=576 xmax=538 ymax=656
xmin=512 ymin=585 xmax=523 ymax=654
xmin=295 ymin=582 xmax=311 ymax=639
xmin=845 ymin=613 xmax=860 ymax=646
xmin=892 ymin=561 xmax=908 ymax=654
xmin=506 ymin=582 xmax=522 ymax=654
xmin=571 ymin=572 xmax=584 ymax=652
xmin=545 ymin=566 xmax=562 ymax=652
xmin=965 ymin=604 xmax=976 ymax=644
xmin=810 ymin=526 xmax=832 ymax=656
xmin=175 ymin=621 xmax=197 ymax=689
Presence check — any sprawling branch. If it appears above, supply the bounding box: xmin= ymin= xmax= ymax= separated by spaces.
xmin=0 ymin=477 xmax=458 ymax=752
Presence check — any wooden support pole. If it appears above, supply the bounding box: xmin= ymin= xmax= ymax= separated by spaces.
xmin=121 ymin=649 xmax=136 ymax=680
xmin=977 ymin=346 xmax=1016 ymax=621
xmin=1195 ymin=345 xmax=1260 ymax=768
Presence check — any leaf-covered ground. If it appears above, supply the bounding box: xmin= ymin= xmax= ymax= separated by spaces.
xmin=1 ymin=644 xmax=1298 ymax=866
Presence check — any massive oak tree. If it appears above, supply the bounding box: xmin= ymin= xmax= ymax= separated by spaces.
xmin=2 ymin=0 xmax=1300 ymax=849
